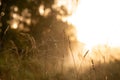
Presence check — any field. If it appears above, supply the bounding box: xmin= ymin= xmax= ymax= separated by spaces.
xmin=0 ymin=31 xmax=120 ymax=80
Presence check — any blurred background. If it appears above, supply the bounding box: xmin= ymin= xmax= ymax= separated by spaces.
xmin=0 ymin=0 xmax=120 ymax=80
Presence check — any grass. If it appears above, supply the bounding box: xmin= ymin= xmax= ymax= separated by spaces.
xmin=0 ymin=29 xmax=120 ymax=80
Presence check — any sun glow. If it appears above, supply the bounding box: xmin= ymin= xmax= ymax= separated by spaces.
xmin=66 ymin=0 xmax=120 ymax=49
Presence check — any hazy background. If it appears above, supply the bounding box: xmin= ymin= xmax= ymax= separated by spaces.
xmin=0 ymin=0 xmax=120 ymax=80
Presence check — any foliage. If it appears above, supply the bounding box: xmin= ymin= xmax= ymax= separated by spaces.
xmin=0 ymin=0 xmax=120 ymax=80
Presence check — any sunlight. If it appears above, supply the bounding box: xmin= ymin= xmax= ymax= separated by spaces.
xmin=61 ymin=0 xmax=120 ymax=69
xmin=11 ymin=21 xmax=18 ymax=29
xmin=39 ymin=5 xmax=51 ymax=17
xmin=39 ymin=4 xmax=45 ymax=16
xmin=66 ymin=0 xmax=120 ymax=49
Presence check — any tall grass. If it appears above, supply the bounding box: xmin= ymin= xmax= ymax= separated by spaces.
xmin=0 ymin=29 xmax=120 ymax=80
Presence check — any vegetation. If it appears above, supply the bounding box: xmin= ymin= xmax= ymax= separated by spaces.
xmin=0 ymin=0 xmax=120 ymax=80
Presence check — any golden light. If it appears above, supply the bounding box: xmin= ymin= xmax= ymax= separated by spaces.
xmin=38 ymin=5 xmax=51 ymax=17
xmin=61 ymin=0 xmax=120 ymax=70
xmin=53 ymin=0 xmax=78 ymax=15
xmin=66 ymin=0 xmax=120 ymax=49
xmin=14 ymin=6 xmax=18 ymax=12
xmin=11 ymin=21 xmax=18 ymax=29
xmin=39 ymin=4 xmax=45 ymax=16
